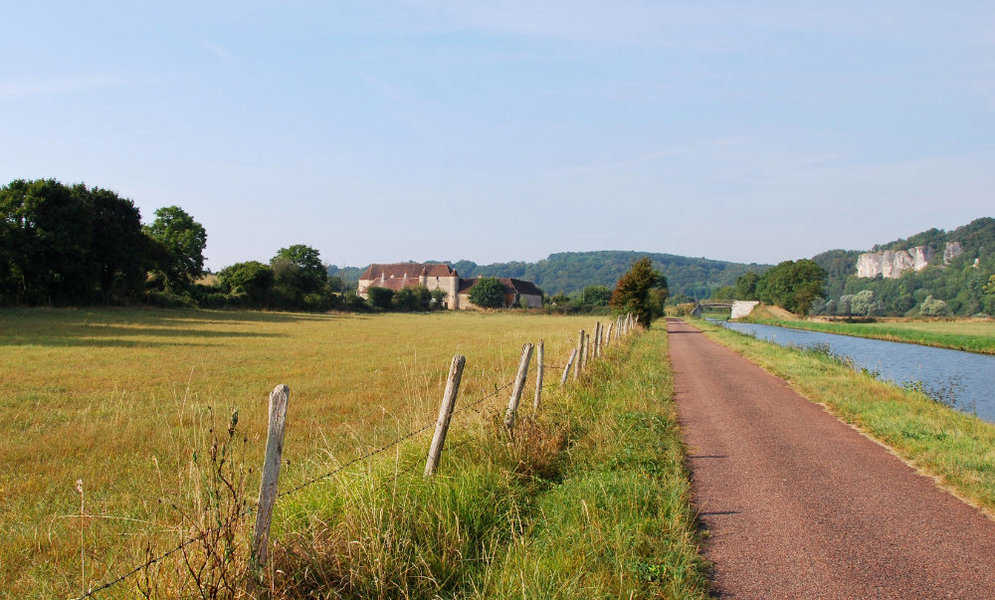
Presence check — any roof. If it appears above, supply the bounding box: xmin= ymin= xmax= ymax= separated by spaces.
xmin=458 ymin=277 xmax=544 ymax=296
xmin=359 ymin=263 xmax=457 ymax=281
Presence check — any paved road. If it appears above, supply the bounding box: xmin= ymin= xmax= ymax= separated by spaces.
xmin=667 ymin=318 xmax=995 ymax=599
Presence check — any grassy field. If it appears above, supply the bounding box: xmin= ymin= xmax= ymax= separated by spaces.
xmin=0 ymin=308 xmax=704 ymax=598
xmin=739 ymin=307 xmax=995 ymax=354
xmin=693 ymin=318 xmax=995 ymax=515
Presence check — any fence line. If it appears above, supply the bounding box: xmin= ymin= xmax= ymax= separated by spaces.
xmin=69 ymin=313 xmax=639 ymax=599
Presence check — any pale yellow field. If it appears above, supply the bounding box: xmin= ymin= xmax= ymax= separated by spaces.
xmin=0 ymin=308 xmax=597 ymax=598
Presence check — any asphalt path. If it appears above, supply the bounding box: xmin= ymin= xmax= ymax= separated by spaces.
xmin=667 ymin=318 xmax=995 ymax=599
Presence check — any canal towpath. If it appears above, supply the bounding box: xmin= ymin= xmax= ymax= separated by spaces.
xmin=668 ymin=318 xmax=995 ymax=598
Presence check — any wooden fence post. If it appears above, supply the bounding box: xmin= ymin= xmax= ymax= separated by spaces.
xmin=504 ymin=343 xmax=534 ymax=431
xmin=252 ymin=384 xmax=289 ymax=571
xmin=533 ymin=340 xmax=544 ymax=411
xmin=561 ymin=348 xmax=577 ymax=386
xmin=595 ymin=322 xmax=602 ymax=358
xmin=605 ymin=321 xmax=614 ymax=347
xmin=575 ymin=330 xmax=585 ymax=376
xmin=424 ymin=355 xmax=466 ymax=477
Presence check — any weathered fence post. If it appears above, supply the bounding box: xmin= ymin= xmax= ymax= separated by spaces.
xmin=561 ymin=348 xmax=577 ymax=386
xmin=533 ymin=340 xmax=544 ymax=411
xmin=575 ymin=330 xmax=585 ymax=377
xmin=592 ymin=322 xmax=600 ymax=359
xmin=252 ymin=384 xmax=289 ymax=572
xmin=504 ymin=343 xmax=534 ymax=431
xmin=605 ymin=321 xmax=614 ymax=347
xmin=424 ymin=354 xmax=466 ymax=477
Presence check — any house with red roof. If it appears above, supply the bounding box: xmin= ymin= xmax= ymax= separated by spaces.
xmin=357 ymin=263 xmax=543 ymax=310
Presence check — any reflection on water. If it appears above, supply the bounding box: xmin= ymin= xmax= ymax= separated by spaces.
xmin=712 ymin=320 xmax=995 ymax=422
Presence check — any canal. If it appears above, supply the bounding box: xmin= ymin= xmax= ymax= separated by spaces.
xmin=714 ymin=320 xmax=995 ymax=422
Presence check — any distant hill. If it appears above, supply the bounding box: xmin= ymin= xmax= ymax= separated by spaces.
xmin=810 ymin=217 xmax=995 ymax=316
xmin=330 ymin=251 xmax=770 ymax=300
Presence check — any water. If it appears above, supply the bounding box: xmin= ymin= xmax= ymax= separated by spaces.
xmin=712 ymin=320 xmax=995 ymax=422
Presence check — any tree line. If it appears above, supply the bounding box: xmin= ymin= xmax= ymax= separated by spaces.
xmin=0 ymin=179 xmax=347 ymax=311
xmin=2 ymin=179 xmax=677 ymax=319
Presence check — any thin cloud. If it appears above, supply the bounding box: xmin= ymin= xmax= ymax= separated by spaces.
xmin=199 ymin=39 xmax=233 ymax=63
xmin=0 ymin=75 xmax=136 ymax=99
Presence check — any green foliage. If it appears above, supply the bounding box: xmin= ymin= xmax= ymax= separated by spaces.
xmin=733 ymin=271 xmax=760 ymax=301
xmin=0 ymin=179 xmax=149 ymax=305
xmin=468 ymin=277 xmax=506 ymax=308
xmin=754 ymin=259 xmax=826 ymax=315
xmin=366 ymin=286 xmax=394 ymax=311
xmin=818 ymin=218 xmax=995 ymax=316
xmin=392 ymin=285 xmax=433 ymax=312
xmin=610 ymin=257 xmax=668 ymax=327
xmin=850 ymin=289 xmax=881 ymax=316
xmin=437 ymin=252 xmax=768 ymax=300
xmin=271 ymin=244 xmax=328 ymax=295
xmin=217 ymin=261 xmax=275 ymax=307
xmin=919 ymin=295 xmax=950 ymax=317
xmin=581 ymin=285 xmax=612 ymax=306
xmin=985 ymin=274 xmax=995 ymax=296
xmin=144 ymin=205 xmax=207 ymax=293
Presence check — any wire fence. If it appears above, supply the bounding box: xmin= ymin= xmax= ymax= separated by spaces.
xmin=68 ymin=314 xmax=638 ymax=599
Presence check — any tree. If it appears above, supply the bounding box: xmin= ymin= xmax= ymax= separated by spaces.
xmin=984 ymin=274 xmax=995 ymax=296
xmin=610 ymin=257 xmax=668 ymax=327
xmin=144 ymin=206 xmax=207 ymax=293
xmin=366 ymin=286 xmax=394 ymax=311
xmin=270 ymin=244 xmax=327 ymax=295
xmin=393 ymin=285 xmax=432 ymax=312
xmin=919 ymin=295 xmax=950 ymax=316
xmin=468 ymin=277 xmax=506 ymax=308
xmin=581 ymin=285 xmax=612 ymax=306
xmin=734 ymin=271 xmax=760 ymax=300
xmin=755 ymin=259 xmax=825 ymax=315
xmin=81 ymin=185 xmax=147 ymax=300
xmin=1 ymin=179 xmax=96 ymax=304
xmin=217 ymin=261 xmax=274 ymax=307
xmin=850 ymin=289 xmax=881 ymax=316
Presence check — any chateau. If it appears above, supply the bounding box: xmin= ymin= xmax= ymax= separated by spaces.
xmin=357 ymin=263 xmax=543 ymax=310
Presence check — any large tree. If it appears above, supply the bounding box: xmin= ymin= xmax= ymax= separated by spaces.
xmin=468 ymin=277 xmax=506 ymax=308
xmin=756 ymin=259 xmax=826 ymax=315
xmin=218 ymin=260 xmax=274 ymax=307
xmin=270 ymin=244 xmax=328 ymax=295
xmin=144 ymin=205 xmax=207 ymax=293
xmin=610 ymin=257 xmax=668 ymax=327
xmin=80 ymin=185 xmax=147 ymax=300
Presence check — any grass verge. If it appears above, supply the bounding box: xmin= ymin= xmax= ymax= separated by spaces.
xmin=251 ymin=327 xmax=708 ymax=599
xmin=739 ymin=309 xmax=995 ymax=355
xmin=693 ymin=318 xmax=995 ymax=514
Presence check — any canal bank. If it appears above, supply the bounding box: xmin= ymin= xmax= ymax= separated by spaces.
xmin=716 ymin=319 xmax=995 ymax=422
xmin=690 ymin=317 xmax=995 ymax=515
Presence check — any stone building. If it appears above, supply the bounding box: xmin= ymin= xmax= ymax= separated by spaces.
xmin=357 ymin=263 xmax=544 ymax=310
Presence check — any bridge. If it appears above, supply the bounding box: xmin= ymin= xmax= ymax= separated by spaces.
xmin=691 ymin=300 xmax=759 ymax=319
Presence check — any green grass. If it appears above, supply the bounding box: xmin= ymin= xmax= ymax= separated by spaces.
xmin=258 ymin=324 xmax=706 ymax=599
xmin=0 ymin=308 xmax=706 ymax=598
xmin=693 ymin=318 xmax=995 ymax=514
xmin=740 ymin=314 xmax=995 ymax=354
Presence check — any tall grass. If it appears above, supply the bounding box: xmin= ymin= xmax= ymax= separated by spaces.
xmin=254 ymin=325 xmax=708 ymax=599
xmin=0 ymin=308 xmax=592 ymax=597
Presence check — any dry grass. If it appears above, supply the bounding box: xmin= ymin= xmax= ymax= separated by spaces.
xmin=0 ymin=308 xmax=593 ymax=598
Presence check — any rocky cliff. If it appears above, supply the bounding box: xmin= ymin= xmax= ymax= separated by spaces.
xmin=855 ymin=242 xmax=963 ymax=278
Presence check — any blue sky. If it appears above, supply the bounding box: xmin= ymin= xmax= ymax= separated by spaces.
xmin=2 ymin=1 xmax=993 ymax=270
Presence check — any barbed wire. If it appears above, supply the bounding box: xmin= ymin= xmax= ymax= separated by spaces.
xmin=70 ymin=377 xmax=516 ymax=599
